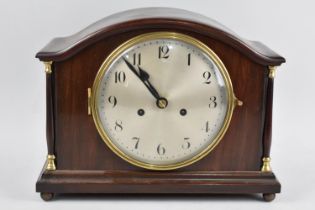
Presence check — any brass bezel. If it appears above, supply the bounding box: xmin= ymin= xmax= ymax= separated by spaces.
xmin=91 ymin=32 xmax=238 ymax=171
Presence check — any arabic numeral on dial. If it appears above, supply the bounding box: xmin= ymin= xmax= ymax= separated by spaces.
xmin=203 ymin=71 xmax=211 ymax=84
xmin=114 ymin=120 xmax=123 ymax=131
xmin=108 ymin=96 xmax=117 ymax=107
xmin=115 ymin=71 xmax=126 ymax=83
xmin=182 ymin=137 xmax=191 ymax=149
xmin=132 ymin=137 xmax=140 ymax=149
xmin=133 ymin=53 xmax=141 ymax=65
xmin=157 ymin=144 xmax=166 ymax=155
xmin=209 ymin=96 xmax=217 ymax=108
xmin=158 ymin=45 xmax=169 ymax=59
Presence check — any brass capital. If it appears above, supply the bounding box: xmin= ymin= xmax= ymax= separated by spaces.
xmin=268 ymin=66 xmax=276 ymax=79
xmin=44 ymin=61 xmax=53 ymax=74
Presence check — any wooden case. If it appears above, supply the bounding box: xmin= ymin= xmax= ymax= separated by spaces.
xmin=35 ymin=8 xmax=285 ymax=201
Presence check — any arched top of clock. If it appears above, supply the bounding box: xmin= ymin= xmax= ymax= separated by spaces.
xmin=36 ymin=7 xmax=285 ymax=66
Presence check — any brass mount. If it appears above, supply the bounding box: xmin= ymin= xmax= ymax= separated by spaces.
xmin=268 ymin=66 xmax=276 ymax=79
xmin=46 ymin=155 xmax=56 ymax=171
xmin=87 ymin=88 xmax=92 ymax=115
xmin=233 ymin=96 xmax=243 ymax=107
xmin=261 ymin=157 xmax=272 ymax=172
xmin=44 ymin=61 xmax=53 ymax=74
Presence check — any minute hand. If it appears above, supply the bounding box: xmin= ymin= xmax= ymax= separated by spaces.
xmin=123 ymin=58 xmax=161 ymax=100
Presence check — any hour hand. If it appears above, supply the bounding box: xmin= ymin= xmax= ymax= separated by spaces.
xmin=122 ymin=57 xmax=160 ymax=98
xmin=138 ymin=67 xmax=150 ymax=81
xmin=137 ymin=66 xmax=160 ymax=98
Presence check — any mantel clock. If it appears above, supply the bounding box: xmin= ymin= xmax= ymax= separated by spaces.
xmin=35 ymin=8 xmax=285 ymax=201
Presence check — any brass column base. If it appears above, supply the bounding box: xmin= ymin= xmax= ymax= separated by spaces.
xmin=261 ymin=157 xmax=272 ymax=172
xmin=46 ymin=155 xmax=56 ymax=171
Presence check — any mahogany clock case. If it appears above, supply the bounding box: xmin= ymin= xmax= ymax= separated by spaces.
xmin=35 ymin=8 xmax=285 ymax=201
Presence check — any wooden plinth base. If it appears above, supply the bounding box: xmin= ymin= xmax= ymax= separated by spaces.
xmin=36 ymin=166 xmax=280 ymax=201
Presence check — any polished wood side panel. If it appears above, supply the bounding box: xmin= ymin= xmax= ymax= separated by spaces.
xmin=46 ymin=72 xmax=55 ymax=156
xmin=36 ymin=8 xmax=285 ymax=66
xmin=52 ymin=29 xmax=266 ymax=171
xmin=36 ymin=169 xmax=280 ymax=194
xmin=263 ymin=76 xmax=274 ymax=158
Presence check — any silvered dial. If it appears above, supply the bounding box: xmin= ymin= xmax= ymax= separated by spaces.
xmin=92 ymin=33 xmax=234 ymax=170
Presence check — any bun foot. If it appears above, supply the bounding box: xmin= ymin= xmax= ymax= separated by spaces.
xmin=40 ymin=192 xmax=55 ymax=201
xmin=263 ymin=193 xmax=275 ymax=202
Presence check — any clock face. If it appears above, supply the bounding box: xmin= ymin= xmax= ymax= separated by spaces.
xmin=92 ymin=32 xmax=234 ymax=170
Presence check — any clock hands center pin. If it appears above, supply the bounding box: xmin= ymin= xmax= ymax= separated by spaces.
xmin=123 ymin=57 xmax=168 ymax=109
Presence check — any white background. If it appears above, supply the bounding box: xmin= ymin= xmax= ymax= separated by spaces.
xmin=0 ymin=0 xmax=314 ymax=209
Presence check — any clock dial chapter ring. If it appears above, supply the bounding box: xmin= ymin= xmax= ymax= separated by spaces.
xmin=91 ymin=32 xmax=241 ymax=170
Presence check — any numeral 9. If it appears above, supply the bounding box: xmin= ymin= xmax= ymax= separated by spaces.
xmin=108 ymin=96 xmax=117 ymax=107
